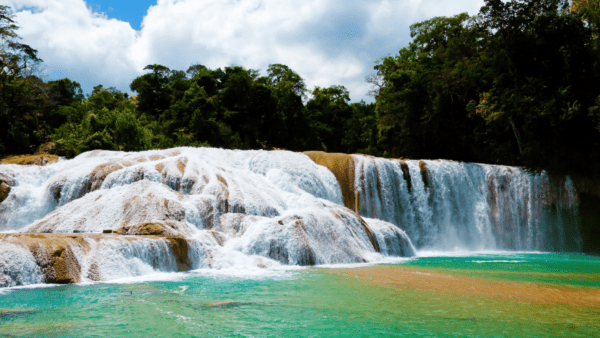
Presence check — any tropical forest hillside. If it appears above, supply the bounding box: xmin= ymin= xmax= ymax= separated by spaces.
xmin=1 ymin=0 xmax=599 ymax=176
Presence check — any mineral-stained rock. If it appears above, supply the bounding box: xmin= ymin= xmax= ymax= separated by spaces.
xmin=0 ymin=183 xmax=10 ymax=204
xmin=0 ymin=173 xmax=16 ymax=186
xmin=0 ymin=233 xmax=196 ymax=285
xmin=88 ymin=160 xmax=134 ymax=192
xmin=166 ymin=236 xmax=191 ymax=271
xmin=304 ymin=151 xmax=355 ymax=209
xmin=396 ymin=160 xmax=412 ymax=192
xmin=114 ymin=221 xmax=192 ymax=237
xmin=419 ymin=160 xmax=430 ymax=188
xmin=10 ymin=234 xmax=87 ymax=284
xmin=0 ymin=173 xmax=15 ymax=204
xmin=0 ymin=154 xmax=59 ymax=166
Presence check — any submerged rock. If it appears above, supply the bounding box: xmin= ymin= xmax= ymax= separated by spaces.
xmin=205 ymin=301 xmax=250 ymax=308
xmin=0 ymin=308 xmax=39 ymax=319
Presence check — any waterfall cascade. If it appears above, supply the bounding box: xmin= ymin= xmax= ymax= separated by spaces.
xmin=351 ymin=156 xmax=581 ymax=252
xmin=0 ymin=148 xmax=585 ymax=288
xmin=0 ymin=148 xmax=415 ymax=288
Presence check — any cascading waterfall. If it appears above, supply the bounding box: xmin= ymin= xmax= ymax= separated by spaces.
xmin=0 ymin=148 xmax=585 ymax=288
xmin=353 ymin=156 xmax=582 ymax=252
xmin=0 ymin=148 xmax=415 ymax=288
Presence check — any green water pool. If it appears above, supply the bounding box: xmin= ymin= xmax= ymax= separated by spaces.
xmin=1 ymin=253 xmax=598 ymax=337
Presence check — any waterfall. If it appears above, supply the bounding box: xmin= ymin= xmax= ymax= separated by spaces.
xmin=0 ymin=148 xmax=415 ymax=288
xmin=1 ymin=147 xmax=584 ymax=288
xmin=353 ymin=156 xmax=581 ymax=252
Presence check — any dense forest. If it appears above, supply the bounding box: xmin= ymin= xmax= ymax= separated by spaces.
xmin=1 ymin=0 xmax=599 ymax=175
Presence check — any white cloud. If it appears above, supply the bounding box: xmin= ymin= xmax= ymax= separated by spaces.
xmin=5 ymin=0 xmax=485 ymax=101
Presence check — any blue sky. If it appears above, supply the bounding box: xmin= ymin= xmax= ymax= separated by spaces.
xmin=85 ymin=0 xmax=155 ymax=30
xmin=6 ymin=0 xmax=485 ymax=102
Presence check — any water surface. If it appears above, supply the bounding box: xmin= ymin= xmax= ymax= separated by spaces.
xmin=1 ymin=253 xmax=598 ymax=337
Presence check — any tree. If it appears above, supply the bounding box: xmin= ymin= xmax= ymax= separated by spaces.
xmin=472 ymin=0 xmax=599 ymax=172
xmin=306 ymin=85 xmax=353 ymax=152
xmin=375 ymin=13 xmax=487 ymax=159
xmin=0 ymin=6 xmax=49 ymax=154
xmin=261 ymin=64 xmax=316 ymax=150
xmin=51 ymin=86 xmax=151 ymax=157
xmin=374 ymin=0 xmax=600 ymax=174
xmin=0 ymin=5 xmax=42 ymax=79
xmin=130 ymin=64 xmax=174 ymax=119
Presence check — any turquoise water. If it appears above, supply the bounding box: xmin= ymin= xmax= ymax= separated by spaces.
xmin=405 ymin=252 xmax=600 ymax=288
xmin=1 ymin=253 xmax=599 ymax=337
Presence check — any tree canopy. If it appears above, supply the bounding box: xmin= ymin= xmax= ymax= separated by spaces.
xmin=1 ymin=1 xmax=599 ymax=176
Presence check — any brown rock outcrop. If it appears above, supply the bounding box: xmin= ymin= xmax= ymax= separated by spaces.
xmin=4 ymin=234 xmax=88 ymax=284
xmin=114 ymin=221 xmax=191 ymax=237
xmin=0 ymin=154 xmax=59 ymax=166
xmin=166 ymin=236 xmax=191 ymax=271
xmin=304 ymin=151 xmax=355 ymax=209
xmin=0 ymin=233 xmax=195 ymax=285
xmin=88 ymin=160 xmax=135 ymax=192
xmin=419 ymin=160 xmax=431 ymax=188
xmin=396 ymin=160 xmax=412 ymax=192
xmin=328 ymin=205 xmax=381 ymax=253
xmin=0 ymin=182 xmax=10 ymax=204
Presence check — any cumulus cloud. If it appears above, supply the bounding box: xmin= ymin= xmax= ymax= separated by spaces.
xmin=6 ymin=0 xmax=485 ymax=101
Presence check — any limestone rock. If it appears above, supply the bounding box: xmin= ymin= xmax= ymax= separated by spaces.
xmin=0 ymin=183 xmax=10 ymax=204
xmin=0 ymin=233 xmax=197 ymax=285
xmin=0 ymin=154 xmax=59 ymax=166
xmin=114 ymin=221 xmax=193 ymax=237
xmin=304 ymin=151 xmax=355 ymax=209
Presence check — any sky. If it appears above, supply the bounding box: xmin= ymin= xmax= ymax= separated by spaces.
xmin=3 ymin=0 xmax=486 ymax=102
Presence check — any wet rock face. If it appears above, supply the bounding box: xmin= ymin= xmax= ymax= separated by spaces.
xmin=0 ymin=174 xmax=15 ymax=186
xmin=418 ymin=160 xmax=430 ymax=188
xmin=166 ymin=237 xmax=191 ymax=271
xmin=304 ymin=151 xmax=355 ymax=209
xmin=0 ymin=233 xmax=195 ymax=286
xmin=114 ymin=222 xmax=192 ymax=237
xmin=0 ymin=174 xmax=14 ymax=204
xmin=0 ymin=182 xmax=10 ymax=204
xmin=7 ymin=234 xmax=86 ymax=284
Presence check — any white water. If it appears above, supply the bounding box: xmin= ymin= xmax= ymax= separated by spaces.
xmin=0 ymin=148 xmax=415 ymax=287
xmin=1 ymin=148 xmax=583 ymax=287
xmin=353 ymin=156 xmax=581 ymax=252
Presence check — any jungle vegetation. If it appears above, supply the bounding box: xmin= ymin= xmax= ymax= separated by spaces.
xmin=1 ymin=0 xmax=599 ymax=175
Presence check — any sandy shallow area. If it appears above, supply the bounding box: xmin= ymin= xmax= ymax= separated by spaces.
xmin=323 ymin=265 xmax=600 ymax=308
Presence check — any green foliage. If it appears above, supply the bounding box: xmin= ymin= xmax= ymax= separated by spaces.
xmin=375 ymin=13 xmax=486 ymax=159
xmin=4 ymin=1 xmax=599 ymax=177
xmin=50 ymin=87 xmax=151 ymax=157
xmin=375 ymin=0 xmax=600 ymax=174
xmin=0 ymin=5 xmax=42 ymax=79
xmin=306 ymin=85 xmax=353 ymax=152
